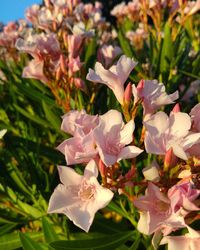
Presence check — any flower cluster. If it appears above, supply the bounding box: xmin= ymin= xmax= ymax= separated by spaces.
xmin=48 ymin=55 xmax=200 ymax=249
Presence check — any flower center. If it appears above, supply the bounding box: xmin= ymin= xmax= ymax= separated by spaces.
xmin=155 ymin=200 xmax=170 ymax=214
xmin=78 ymin=180 xmax=96 ymax=201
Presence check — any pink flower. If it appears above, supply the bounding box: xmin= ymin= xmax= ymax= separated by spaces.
xmin=132 ymin=79 xmax=179 ymax=116
xmin=144 ymin=111 xmax=200 ymax=160
xmin=134 ymin=183 xmax=180 ymax=235
xmin=57 ymin=110 xmax=99 ymax=165
xmin=57 ymin=131 xmax=98 ymax=165
xmin=190 ymin=103 xmax=200 ymax=132
xmin=22 ymin=59 xmax=48 ymax=83
xmin=168 ymin=181 xmax=200 ymax=214
xmin=87 ymin=55 xmax=137 ymax=105
xmin=93 ymin=110 xmax=143 ymax=166
xmin=160 ymin=227 xmax=200 ymax=250
xmin=134 ymin=181 xmax=200 ymax=236
xmin=48 ymin=160 xmax=113 ymax=232
xmin=97 ymin=45 xmax=122 ymax=68
xmin=60 ymin=110 xmax=99 ymax=136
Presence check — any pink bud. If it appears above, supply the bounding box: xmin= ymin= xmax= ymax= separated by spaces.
xmin=164 ymin=148 xmax=173 ymax=171
xmin=137 ymin=79 xmax=144 ymax=90
xmin=171 ymin=103 xmax=181 ymax=113
xmin=124 ymin=82 xmax=132 ymax=104
xmin=98 ymin=159 xmax=107 ymax=178
xmin=55 ymin=67 xmax=62 ymax=82
xmin=74 ymin=78 xmax=85 ymax=90
xmin=60 ymin=55 xmax=67 ymax=74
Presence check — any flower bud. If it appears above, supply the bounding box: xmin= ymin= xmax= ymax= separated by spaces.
xmin=124 ymin=82 xmax=132 ymax=105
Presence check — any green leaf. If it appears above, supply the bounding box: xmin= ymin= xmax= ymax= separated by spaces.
xmin=42 ymin=101 xmax=61 ymax=131
xmin=118 ymin=29 xmax=134 ymax=58
xmin=13 ymin=104 xmax=51 ymax=128
xmin=160 ymin=22 xmax=174 ymax=80
xmin=50 ymin=231 xmax=133 ymax=250
xmin=84 ymin=38 xmax=97 ymax=69
xmin=128 ymin=233 xmax=140 ymax=250
xmin=17 ymin=82 xmax=56 ymax=107
xmin=42 ymin=217 xmax=59 ymax=243
xmin=0 ymin=232 xmax=43 ymax=250
xmin=0 ymin=223 xmax=17 ymax=236
xmin=19 ymin=232 xmax=44 ymax=250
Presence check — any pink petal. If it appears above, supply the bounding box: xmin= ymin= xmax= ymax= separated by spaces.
xmin=119 ymin=120 xmax=135 ymax=145
xmin=57 ymin=166 xmax=83 ymax=186
xmin=48 ymin=184 xmax=78 ymax=213
xmin=117 ymin=146 xmax=143 ymax=161
xmin=169 ymin=112 xmax=191 ymax=137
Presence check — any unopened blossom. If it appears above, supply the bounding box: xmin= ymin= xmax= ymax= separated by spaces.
xmin=48 ymin=160 xmax=113 ymax=232
xmin=87 ymin=55 xmax=137 ymax=105
xmin=93 ymin=110 xmax=143 ymax=166
xmin=144 ymin=111 xmax=200 ymax=160
xmin=132 ymin=79 xmax=179 ymax=116
xmin=97 ymin=45 xmax=122 ymax=68
xmin=160 ymin=227 xmax=200 ymax=250
xmin=67 ymin=34 xmax=83 ymax=58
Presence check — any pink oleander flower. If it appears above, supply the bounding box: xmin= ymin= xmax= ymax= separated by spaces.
xmin=48 ymin=159 xmax=114 ymax=232
xmin=132 ymin=79 xmax=179 ymax=116
xmin=57 ymin=110 xmax=99 ymax=165
xmin=110 ymin=2 xmax=127 ymax=18
xmin=60 ymin=110 xmax=99 ymax=136
xmin=87 ymin=55 xmax=137 ymax=105
xmin=16 ymin=33 xmax=61 ymax=83
xmin=57 ymin=131 xmax=98 ymax=165
xmin=93 ymin=110 xmax=143 ymax=166
xmin=144 ymin=111 xmax=200 ymax=160
xmin=22 ymin=59 xmax=48 ymax=83
xmin=97 ymin=45 xmax=122 ymax=68
xmin=25 ymin=4 xmax=40 ymax=26
xmin=190 ymin=103 xmax=200 ymax=132
xmin=134 ymin=181 xmax=200 ymax=235
xmin=187 ymin=103 xmax=200 ymax=157
xmin=160 ymin=227 xmax=200 ymax=250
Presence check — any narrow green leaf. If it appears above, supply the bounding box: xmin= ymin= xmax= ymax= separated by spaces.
xmin=160 ymin=22 xmax=174 ymax=80
xmin=0 ymin=232 xmax=43 ymax=250
xmin=128 ymin=233 xmax=140 ymax=250
xmin=118 ymin=29 xmax=134 ymax=58
xmin=19 ymin=232 xmax=44 ymax=250
xmin=84 ymin=38 xmax=97 ymax=69
xmin=178 ymin=70 xmax=200 ymax=80
xmin=42 ymin=217 xmax=59 ymax=243
xmin=0 ymin=223 xmax=17 ymax=236
xmin=50 ymin=231 xmax=133 ymax=250
xmin=13 ymin=104 xmax=51 ymax=128
xmin=42 ymin=101 xmax=61 ymax=131
xmin=17 ymin=82 xmax=56 ymax=107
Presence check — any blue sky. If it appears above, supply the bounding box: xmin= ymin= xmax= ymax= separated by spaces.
xmin=0 ymin=0 xmax=42 ymax=24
